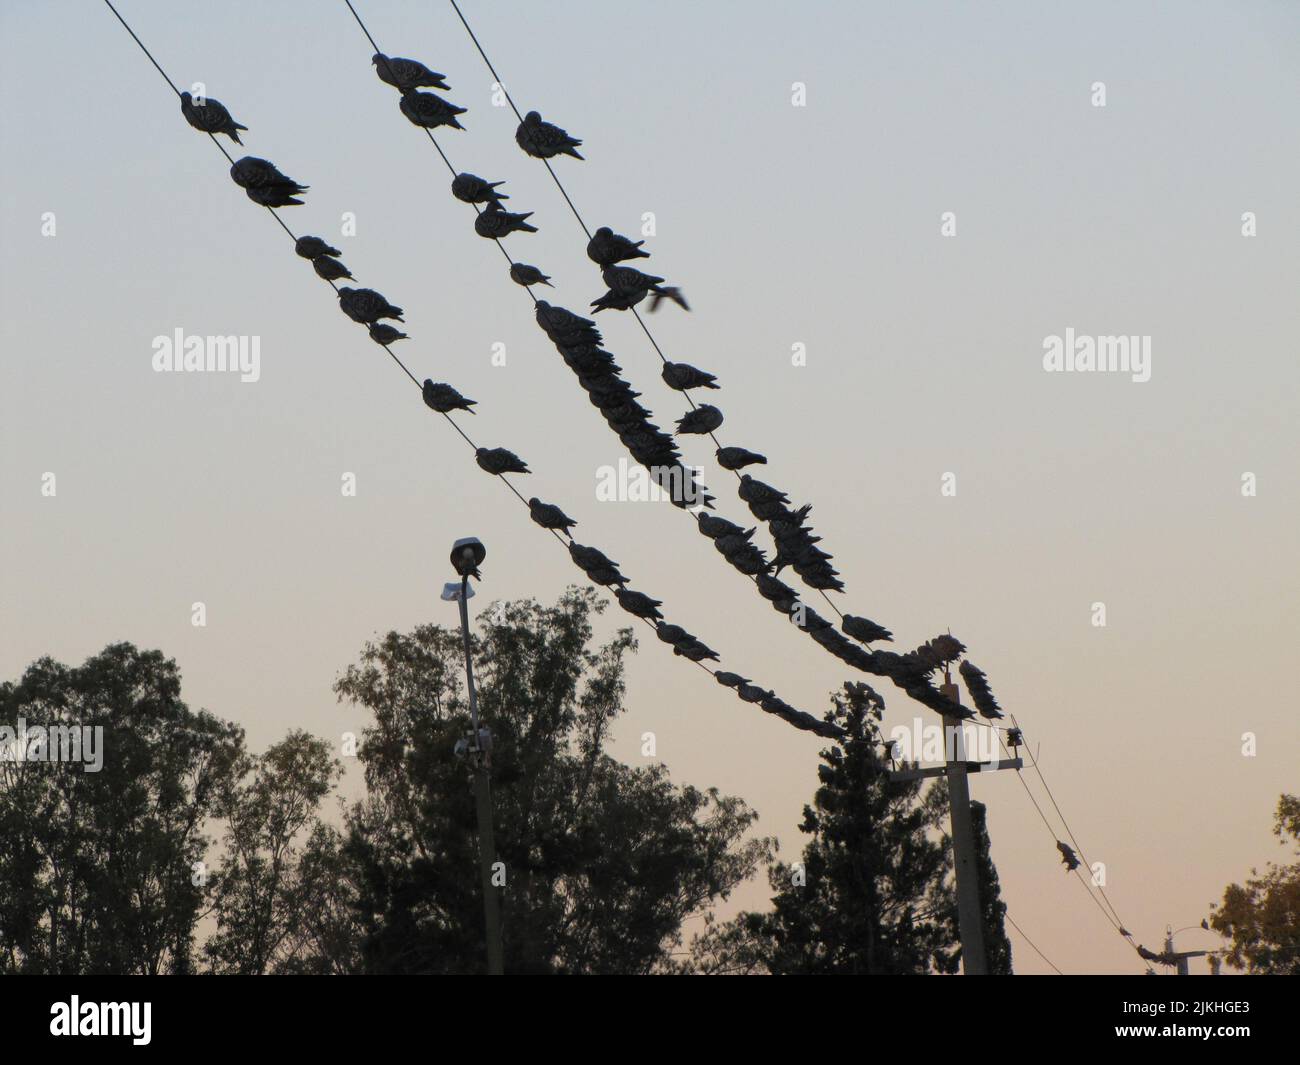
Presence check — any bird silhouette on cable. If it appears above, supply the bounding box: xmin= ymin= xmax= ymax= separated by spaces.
xmin=372 ymin=53 xmax=451 ymax=93
xmin=475 ymin=202 xmax=537 ymax=238
xmin=601 ymin=265 xmax=689 ymax=312
xmin=475 ymin=447 xmax=530 ymax=475
xmin=676 ymin=405 xmax=723 ymax=435
xmin=509 ymin=263 xmax=553 ymax=288
xmin=528 ymin=498 xmax=576 ymax=534
xmin=716 ymin=446 xmax=767 ymax=470
xmin=230 ymin=156 xmax=307 ymax=198
xmin=714 ymin=672 xmax=749 ymax=689
xmin=180 ymin=92 xmax=247 ymax=144
xmin=736 ymin=683 xmax=772 ymax=704
xmin=421 ymin=380 xmax=476 ymax=414
xmin=662 ymin=362 xmax=719 ymax=391
xmin=958 ymin=659 xmax=1004 ymax=719
xmin=1057 ymin=841 xmax=1081 ymax=872
xmin=515 ymin=111 xmax=583 ymax=159
xmin=295 ymin=235 xmax=341 ymax=260
xmin=399 ymin=91 xmax=466 ymax=130
xmin=586 ymin=227 xmax=650 ymax=266
xmin=338 ymin=287 xmax=403 ymax=324
xmin=451 ymin=172 xmax=508 ymax=205
xmin=615 ymin=588 xmax=663 ymax=621
xmin=841 ymin=615 xmax=894 ymax=645
xmin=368 ymin=323 xmax=407 ymax=346
xmin=313 ymin=256 xmax=353 ymax=282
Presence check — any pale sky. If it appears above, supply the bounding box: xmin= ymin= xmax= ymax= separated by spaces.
xmin=2 ymin=0 xmax=1298 ymax=974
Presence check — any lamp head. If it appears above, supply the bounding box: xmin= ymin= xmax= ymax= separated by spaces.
xmin=451 ymin=536 xmax=486 ymax=579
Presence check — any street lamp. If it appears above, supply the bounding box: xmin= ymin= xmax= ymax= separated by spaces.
xmin=443 ymin=536 xmax=503 ymax=975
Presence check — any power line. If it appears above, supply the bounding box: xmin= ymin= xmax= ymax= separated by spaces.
xmin=1003 ymin=910 xmax=1065 ymax=975
xmin=102 ymin=0 xmax=841 ymax=744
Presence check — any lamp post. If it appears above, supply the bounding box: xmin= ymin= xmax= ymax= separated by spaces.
xmin=444 ymin=537 xmax=504 ymax=975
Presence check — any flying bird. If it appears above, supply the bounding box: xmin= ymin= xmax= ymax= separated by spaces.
xmin=372 ymin=53 xmax=451 ymax=93
xmin=601 ymin=266 xmax=689 ymax=312
xmin=421 ymin=380 xmax=476 ymax=414
xmin=1056 ymin=841 xmax=1080 ymax=872
xmin=716 ymin=446 xmax=767 ymax=470
xmin=475 ymin=447 xmax=530 ymax=475
xmin=399 ymin=91 xmax=466 ymax=131
xmin=528 ymin=497 xmax=576 ymax=533
xmin=230 ymin=156 xmax=306 ymax=194
xmin=475 ymin=203 xmax=537 ymax=239
xmin=661 ymin=362 xmax=719 ymax=391
xmin=338 ymin=287 xmax=403 ymax=324
xmin=586 ymin=227 xmax=650 ymax=266
xmin=676 ymin=405 xmax=723 ymax=435
xmin=295 ymin=235 xmax=341 ymax=260
xmin=515 ymin=110 xmax=583 ymax=159
xmin=313 ymin=255 xmax=354 ymax=281
xmin=180 ymin=92 xmax=247 ymax=144
xmin=509 ymin=263 xmax=553 ymax=288
xmin=615 ymin=588 xmax=663 ymax=621
xmin=368 ymin=323 xmax=408 ymax=345
xmin=649 ymin=286 xmax=690 ymax=312
xmin=451 ymin=172 xmax=508 ymax=205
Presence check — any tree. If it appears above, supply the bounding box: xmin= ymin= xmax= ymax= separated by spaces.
xmin=1210 ymin=793 xmax=1300 ymax=974
xmin=970 ymin=800 xmax=1013 ymax=974
xmin=334 ymin=586 xmax=773 ymax=974
xmin=686 ymin=682 xmax=961 ymax=974
xmin=203 ymin=730 xmax=343 ymax=974
xmin=0 ymin=644 xmax=244 ymax=974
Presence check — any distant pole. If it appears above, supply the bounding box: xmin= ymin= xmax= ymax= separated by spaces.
xmin=455 ymin=572 xmax=504 ymax=976
xmin=1165 ymin=925 xmax=1211 ymax=976
xmin=941 ymin=678 xmax=987 ymax=976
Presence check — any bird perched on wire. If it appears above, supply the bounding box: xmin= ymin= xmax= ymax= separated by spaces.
xmin=421 ymin=380 xmax=476 ymax=414
xmin=368 ymin=323 xmax=407 ymax=346
xmin=738 ymin=475 xmax=789 ymax=507
xmin=601 ymin=266 xmax=690 ymax=312
xmin=230 ymin=156 xmax=307 ymax=198
xmin=180 ymin=92 xmax=247 ymax=144
xmin=958 ymin=659 xmax=1004 ymax=719
xmin=399 ymin=90 xmax=466 ymax=131
xmin=661 ymin=362 xmax=719 ymax=391
xmin=509 ymin=263 xmax=553 ymax=288
xmin=338 ymin=287 xmax=404 ymax=324
xmin=245 ymin=185 xmax=305 ymax=208
xmin=475 ymin=447 xmax=530 ymax=475
xmin=451 ymin=172 xmax=508 ymax=205
xmin=515 ymin=110 xmax=583 ymax=159
xmin=1056 ymin=841 xmax=1081 ymax=872
xmin=714 ymin=672 xmax=749 ymax=689
xmin=736 ymin=683 xmax=771 ymax=704
xmin=528 ymin=498 xmax=576 ymax=534
xmin=568 ymin=542 xmax=627 ymax=587
xmin=675 ymin=638 xmax=720 ymax=663
xmin=372 ymin=53 xmax=451 ymax=93
xmin=312 ymin=255 xmax=354 ymax=282
xmin=475 ymin=202 xmax=537 ymax=239
xmin=716 ymin=446 xmax=767 ymax=470
xmin=676 ymin=405 xmax=723 ymax=436
xmin=586 ymin=227 xmax=650 ymax=266
xmin=295 ymin=235 xmax=341 ymax=260
xmin=615 ymin=588 xmax=663 ymax=621
xmin=841 ymin=615 xmax=894 ymax=645
xmin=590 ymin=288 xmax=645 ymax=313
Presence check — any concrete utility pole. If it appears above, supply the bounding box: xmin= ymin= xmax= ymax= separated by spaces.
xmin=887 ymin=674 xmax=1021 ymax=975
xmin=446 ymin=537 xmax=504 ymax=975
xmin=1164 ymin=926 xmax=1211 ymax=976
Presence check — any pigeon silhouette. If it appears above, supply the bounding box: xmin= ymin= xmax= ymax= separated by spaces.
xmin=475 ymin=447 xmax=530 ymax=475
xmin=338 ymin=287 xmax=403 ymax=324
xmin=590 ymin=288 xmax=645 ymax=313
xmin=421 ymin=380 xmax=476 ymax=414
xmin=958 ymin=660 xmax=1004 ymax=719
xmin=1057 ymin=841 xmax=1081 ymax=872
xmin=230 ymin=156 xmax=306 ymax=194
xmin=313 ymin=255 xmax=353 ymax=281
xmin=714 ymin=672 xmax=749 ymax=689
xmin=399 ymin=91 xmax=466 ymax=131
xmin=528 ymin=497 xmax=576 ymax=533
xmin=475 ymin=203 xmax=537 ymax=239
xmin=716 ymin=446 xmax=767 ymax=470
xmin=675 ymin=639 xmax=720 ymax=663
xmin=295 ymin=235 xmax=341 ymax=260
xmin=509 ymin=263 xmax=553 ymax=288
xmin=676 ymin=405 xmax=723 ymax=435
xmin=841 ymin=615 xmax=894 ymax=644
xmin=180 ymin=92 xmax=247 ymax=144
xmin=662 ymin=362 xmax=719 ymax=391
xmin=515 ymin=110 xmax=583 ymax=159
xmin=586 ymin=227 xmax=649 ymax=266
xmin=368 ymin=323 xmax=408 ymax=345
xmin=451 ymin=172 xmax=508 ymax=205
xmin=246 ymin=186 xmax=305 ymax=208
xmin=372 ymin=53 xmax=451 ymax=93
xmin=615 ymin=588 xmax=663 ymax=621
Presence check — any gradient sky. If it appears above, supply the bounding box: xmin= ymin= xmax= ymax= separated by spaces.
xmin=2 ymin=0 xmax=1297 ymax=974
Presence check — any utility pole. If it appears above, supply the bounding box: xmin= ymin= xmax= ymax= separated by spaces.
xmin=445 ymin=537 xmax=504 ymax=975
xmin=887 ymin=673 xmax=1021 ymax=975
xmin=1164 ymin=926 xmax=1210 ymax=976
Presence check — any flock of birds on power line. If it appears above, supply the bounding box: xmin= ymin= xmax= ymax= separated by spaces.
xmin=118 ymin=0 xmax=1166 ymax=971
xmin=175 ymin=59 xmax=842 ymax=742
